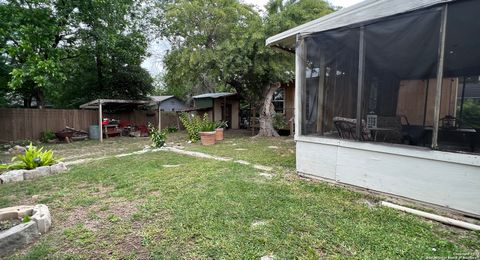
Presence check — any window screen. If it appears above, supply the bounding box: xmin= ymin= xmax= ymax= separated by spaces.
xmin=437 ymin=0 xmax=480 ymax=153
xmin=361 ymin=7 xmax=442 ymax=147
xmin=302 ymin=28 xmax=359 ymax=137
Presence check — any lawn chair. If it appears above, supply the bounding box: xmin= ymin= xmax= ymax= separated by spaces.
xmin=333 ymin=117 xmax=370 ymax=141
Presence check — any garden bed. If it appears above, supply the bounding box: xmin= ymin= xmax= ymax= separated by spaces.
xmin=0 ymin=205 xmax=52 ymax=257
xmin=0 ymin=163 xmax=68 ymax=184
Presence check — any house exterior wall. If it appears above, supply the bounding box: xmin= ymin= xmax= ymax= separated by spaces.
xmin=194 ymin=98 xmax=213 ymax=109
xmin=213 ymin=99 xmax=222 ymax=122
xmin=296 ymin=137 xmax=480 ymax=216
xmin=159 ymin=98 xmax=186 ymax=111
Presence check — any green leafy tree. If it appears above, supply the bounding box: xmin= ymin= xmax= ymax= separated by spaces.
xmin=0 ymin=0 xmax=154 ymax=108
xmin=157 ymin=0 xmax=334 ymax=136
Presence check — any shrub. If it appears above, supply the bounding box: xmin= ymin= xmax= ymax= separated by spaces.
xmin=0 ymin=143 xmax=60 ymax=170
xmin=40 ymin=131 xmax=56 ymax=143
xmin=148 ymin=123 xmax=167 ymax=148
xmin=215 ymin=121 xmax=228 ymax=129
xmin=179 ymin=113 xmax=217 ymax=142
xmin=179 ymin=112 xmax=202 ymax=142
xmin=200 ymin=114 xmax=216 ymax=132
xmin=165 ymin=126 xmax=178 ymax=133
xmin=273 ymin=113 xmax=287 ymax=130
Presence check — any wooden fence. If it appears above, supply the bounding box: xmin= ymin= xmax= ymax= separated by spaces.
xmin=0 ymin=108 xmax=181 ymax=142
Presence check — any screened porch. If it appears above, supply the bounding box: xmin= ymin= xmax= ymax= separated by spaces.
xmin=298 ymin=0 xmax=480 ymax=154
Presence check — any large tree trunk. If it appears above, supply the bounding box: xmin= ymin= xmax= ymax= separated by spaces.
xmin=255 ymin=82 xmax=281 ymax=137
xmin=34 ymin=88 xmax=45 ymax=109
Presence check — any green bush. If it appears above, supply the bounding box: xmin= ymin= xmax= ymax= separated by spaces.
xmin=40 ymin=131 xmax=56 ymax=143
xmin=179 ymin=113 xmax=217 ymax=142
xmin=461 ymin=99 xmax=480 ymax=129
xmin=273 ymin=113 xmax=287 ymax=130
xmin=215 ymin=121 xmax=228 ymax=129
xmin=165 ymin=126 xmax=178 ymax=133
xmin=148 ymin=123 xmax=167 ymax=148
xmin=0 ymin=143 xmax=60 ymax=170
xmin=179 ymin=112 xmax=202 ymax=142
xmin=200 ymin=114 xmax=216 ymax=132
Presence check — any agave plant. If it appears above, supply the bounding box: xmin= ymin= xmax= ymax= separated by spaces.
xmin=0 ymin=143 xmax=60 ymax=170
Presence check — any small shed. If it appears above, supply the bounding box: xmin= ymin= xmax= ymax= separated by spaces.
xmin=150 ymin=96 xmax=187 ymax=111
xmin=193 ymin=93 xmax=241 ymax=129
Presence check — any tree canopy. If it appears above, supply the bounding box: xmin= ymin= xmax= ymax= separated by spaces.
xmin=157 ymin=0 xmax=334 ymax=104
xmin=157 ymin=0 xmax=334 ymax=136
xmin=0 ymin=0 xmax=154 ymax=108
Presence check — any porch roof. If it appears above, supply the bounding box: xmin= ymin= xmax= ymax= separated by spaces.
xmin=266 ymin=0 xmax=455 ymax=51
xmin=79 ymin=99 xmax=151 ymax=109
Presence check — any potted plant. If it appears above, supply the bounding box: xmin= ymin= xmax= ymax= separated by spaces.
xmin=199 ymin=114 xmax=217 ymax=145
xmin=214 ymin=121 xmax=228 ymax=141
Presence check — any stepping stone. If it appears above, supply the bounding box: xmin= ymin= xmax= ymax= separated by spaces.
xmin=251 ymin=220 xmax=267 ymax=228
xmin=162 ymin=165 xmax=181 ymax=168
xmin=254 ymin=165 xmax=273 ymax=171
xmin=234 ymin=148 xmax=248 ymax=151
xmin=268 ymin=146 xmax=279 ymax=149
xmin=235 ymin=160 xmax=250 ymax=165
xmin=259 ymin=172 xmax=274 ymax=179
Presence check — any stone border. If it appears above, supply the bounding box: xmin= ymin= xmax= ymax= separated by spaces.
xmin=0 ymin=163 xmax=67 ymax=184
xmin=0 ymin=204 xmax=52 ymax=257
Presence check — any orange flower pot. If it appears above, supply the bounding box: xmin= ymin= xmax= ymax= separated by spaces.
xmin=199 ymin=131 xmax=216 ymax=145
xmin=215 ymin=128 xmax=224 ymax=141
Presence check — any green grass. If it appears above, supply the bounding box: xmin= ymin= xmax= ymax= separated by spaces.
xmin=1 ymin=133 xmax=479 ymax=258
xmin=169 ymin=130 xmax=296 ymax=169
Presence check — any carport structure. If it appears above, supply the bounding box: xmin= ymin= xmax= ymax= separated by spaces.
xmin=80 ymin=99 xmax=153 ymax=142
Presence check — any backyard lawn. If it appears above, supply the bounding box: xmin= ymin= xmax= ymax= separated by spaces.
xmin=1 ymin=131 xmax=479 ymax=259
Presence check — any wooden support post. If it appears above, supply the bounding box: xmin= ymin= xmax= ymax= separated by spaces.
xmin=432 ymin=5 xmax=448 ymax=150
xmin=459 ymin=76 xmax=467 ymax=122
xmin=251 ymin=106 xmax=256 ymax=136
xmin=356 ymin=27 xmax=366 ymax=140
xmin=223 ymin=96 xmax=227 ymax=121
xmin=98 ymin=99 xmax=103 ymax=143
xmin=158 ymin=105 xmax=162 ymax=130
xmin=295 ymin=34 xmax=306 ymax=138
xmin=316 ymin=53 xmax=326 ymax=135
xmin=422 ymin=80 xmax=430 ymax=127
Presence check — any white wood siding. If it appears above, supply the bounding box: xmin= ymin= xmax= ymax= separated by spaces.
xmin=296 ymin=138 xmax=480 ymax=216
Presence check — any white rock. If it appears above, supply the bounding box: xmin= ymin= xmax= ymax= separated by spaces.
xmin=31 ymin=204 xmax=51 ymax=234
xmin=0 ymin=170 xmax=25 ymax=184
xmin=23 ymin=166 xmax=51 ymax=180
xmin=267 ymin=146 xmax=279 ymax=149
xmin=50 ymin=162 xmax=67 ymax=174
xmin=251 ymin=220 xmax=267 ymax=228
xmin=254 ymin=165 xmax=273 ymax=172
xmin=235 ymin=160 xmax=250 ymax=165
xmin=260 ymin=255 xmax=275 ymax=260
xmin=259 ymin=173 xmax=274 ymax=179
xmin=8 ymin=145 xmax=26 ymax=155
xmin=234 ymin=148 xmax=248 ymax=151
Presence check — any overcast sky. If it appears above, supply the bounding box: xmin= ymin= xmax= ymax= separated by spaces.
xmin=142 ymin=0 xmax=364 ymax=77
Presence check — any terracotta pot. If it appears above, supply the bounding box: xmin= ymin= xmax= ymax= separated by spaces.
xmin=199 ymin=131 xmax=216 ymax=145
xmin=215 ymin=128 xmax=224 ymax=141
